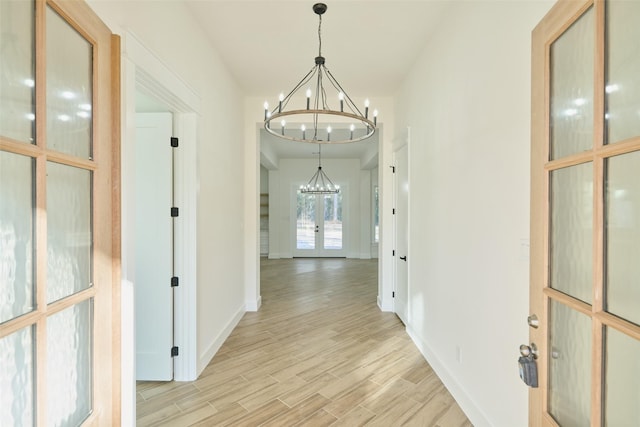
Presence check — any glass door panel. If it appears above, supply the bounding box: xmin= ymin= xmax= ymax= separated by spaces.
xmin=549 ymin=163 xmax=593 ymax=304
xmin=0 ymin=151 xmax=34 ymax=323
xmin=605 ymin=327 xmax=640 ymax=425
xmin=296 ymin=191 xmax=316 ymax=250
xmin=0 ymin=0 xmax=35 ymax=144
xmin=46 ymin=6 xmax=93 ymax=159
xmin=549 ymin=6 xmax=594 ymax=160
xmin=605 ymin=1 xmax=640 ymax=144
xmin=605 ymin=151 xmax=640 ymax=325
xmin=46 ymin=299 xmax=93 ymax=426
xmin=0 ymin=325 xmax=34 ymax=426
xmin=323 ymin=193 xmax=342 ymax=250
xmin=46 ymin=162 xmax=92 ymax=304
xmin=548 ymin=301 xmax=592 ymax=426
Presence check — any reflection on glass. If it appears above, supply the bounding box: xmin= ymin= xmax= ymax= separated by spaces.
xmin=297 ymin=191 xmax=316 ymax=250
xmin=550 ymin=7 xmax=594 ymax=159
xmin=548 ymin=301 xmax=591 ymax=427
xmin=605 ymin=328 xmax=640 ymax=425
xmin=323 ymin=193 xmax=342 ymax=250
xmin=606 ymin=1 xmax=640 ymax=143
xmin=0 ymin=0 xmax=35 ymax=143
xmin=0 ymin=151 xmax=34 ymax=323
xmin=47 ymin=162 xmax=92 ymax=303
xmin=605 ymin=151 xmax=640 ymax=325
xmin=47 ymin=300 xmax=92 ymax=426
xmin=46 ymin=6 xmax=92 ymax=158
xmin=550 ymin=163 xmax=593 ymax=303
xmin=0 ymin=326 xmax=34 ymax=426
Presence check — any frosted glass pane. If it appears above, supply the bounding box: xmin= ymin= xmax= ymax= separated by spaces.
xmin=606 ymin=1 xmax=640 ymax=144
xmin=550 ymin=163 xmax=593 ymax=303
xmin=605 ymin=151 xmax=640 ymax=325
xmin=548 ymin=301 xmax=591 ymax=426
xmin=0 ymin=151 xmax=34 ymax=323
xmin=605 ymin=328 xmax=640 ymax=426
xmin=0 ymin=0 xmax=35 ymax=143
xmin=297 ymin=191 xmax=316 ymax=250
xmin=0 ymin=326 xmax=34 ymax=426
xmin=47 ymin=299 xmax=93 ymax=426
xmin=323 ymin=193 xmax=342 ymax=250
xmin=47 ymin=162 xmax=92 ymax=303
xmin=46 ymin=6 xmax=92 ymax=158
xmin=550 ymin=7 xmax=594 ymax=159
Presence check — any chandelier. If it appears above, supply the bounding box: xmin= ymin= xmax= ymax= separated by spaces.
xmin=263 ymin=3 xmax=378 ymax=144
xmin=300 ymin=144 xmax=339 ymax=194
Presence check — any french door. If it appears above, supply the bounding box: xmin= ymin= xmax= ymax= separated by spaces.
xmin=0 ymin=0 xmax=120 ymax=425
xmin=294 ymin=189 xmax=346 ymax=257
xmin=531 ymin=0 xmax=640 ymax=425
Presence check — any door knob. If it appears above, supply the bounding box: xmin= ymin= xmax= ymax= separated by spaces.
xmin=399 ymin=256 xmax=407 ymax=261
xmin=520 ymin=343 xmax=538 ymax=359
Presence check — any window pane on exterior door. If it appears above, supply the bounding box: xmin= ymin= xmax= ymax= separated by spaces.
xmin=323 ymin=193 xmax=342 ymax=250
xmin=297 ymin=191 xmax=315 ymax=249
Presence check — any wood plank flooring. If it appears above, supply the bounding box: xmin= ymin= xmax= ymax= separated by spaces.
xmin=137 ymin=258 xmax=473 ymax=426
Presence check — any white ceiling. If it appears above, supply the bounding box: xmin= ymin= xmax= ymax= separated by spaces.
xmin=181 ymin=1 xmax=452 ymax=162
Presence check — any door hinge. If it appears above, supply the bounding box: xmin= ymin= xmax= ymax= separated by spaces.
xmin=392 ymin=250 xmax=395 ymax=256
xmin=171 ymin=276 xmax=179 ymax=287
xmin=170 ymin=137 xmax=179 ymax=147
xmin=171 ymin=346 xmax=179 ymax=357
xmin=390 ymin=165 xmax=396 ymax=173
xmin=392 ymin=291 xmax=395 ymax=298
xmin=171 ymin=207 xmax=179 ymax=217
xmin=392 ymin=208 xmax=396 ymax=215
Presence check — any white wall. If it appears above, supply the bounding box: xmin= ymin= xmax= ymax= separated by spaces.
xmin=268 ymin=158 xmax=369 ymax=258
xmin=394 ymin=2 xmax=553 ymax=426
xmin=87 ymin=0 xmax=247 ymax=416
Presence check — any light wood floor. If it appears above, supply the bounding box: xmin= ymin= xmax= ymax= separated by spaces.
xmin=136 ymin=258 xmax=473 ymax=426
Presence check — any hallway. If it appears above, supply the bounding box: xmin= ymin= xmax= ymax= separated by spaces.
xmin=136 ymin=258 xmax=472 ymax=426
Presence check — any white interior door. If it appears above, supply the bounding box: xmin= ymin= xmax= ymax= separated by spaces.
xmin=394 ymin=142 xmax=409 ymax=325
xmin=293 ymin=189 xmax=346 ymax=257
xmin=135 ymin=112 xmax=174 ymax=380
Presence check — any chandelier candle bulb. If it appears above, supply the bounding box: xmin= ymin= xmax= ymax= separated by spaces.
xmin=373 ymin=109 xmax=378 ymax=126
xmin=301 ymin=124 xmax=306 ymax=139
xmin=364 ymin=99 xmax=370 ymax=118
xmin=281 ymin=120 xmax=286 ymax=135
xmin=339 ymin=92 xmax=344 ymax=112
xmin=306 ymin=88 xmax=312 ymax=109
xmin=350 ymin=123 xmax=355 ymax=140
xmin=327 ymin=126 xmax=332 ymax=141
xmin=278 ymin=93 xmax=284 ymax=112
xmin=263 ymin=101 xmax=269 ymax=120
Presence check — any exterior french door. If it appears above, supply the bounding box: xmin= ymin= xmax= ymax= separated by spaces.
xmin=0 ymin=0 xmax=120 ymax=425
xmin=530 ymin=0 xmax=640 ymax=425
xmin=294 ymin=190 xmax=345 ymax=257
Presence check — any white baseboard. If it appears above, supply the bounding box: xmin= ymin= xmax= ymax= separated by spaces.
xmin=377 ymin=295 xmax=394 ymax=312
xmin=246 ymin=295 xmax=262 ymax=312
xmin=196 ymin=304 xmax=245 ymax=376
xmin=405 ymin=325 xmax=492 ymax=427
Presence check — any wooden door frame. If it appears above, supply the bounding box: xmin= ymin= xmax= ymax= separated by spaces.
xmin=531 ymin=1 xmax=598 ymax=424
xmin=531 ymin=0 xmax=640 ymax=425
xmin=0 ymin=0 xmax=121 ymax=423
